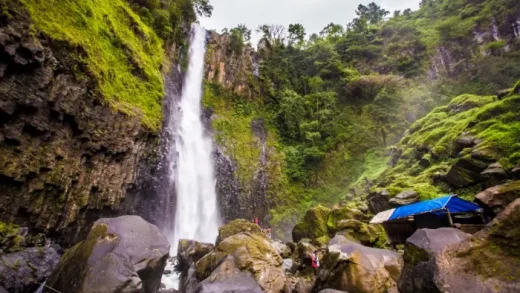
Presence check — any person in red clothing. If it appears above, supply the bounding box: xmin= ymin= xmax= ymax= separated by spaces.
xmin=311 ymin=250 xmax=320 ymax=273
xmin=253 ymin=217 xmax=259 ymax=225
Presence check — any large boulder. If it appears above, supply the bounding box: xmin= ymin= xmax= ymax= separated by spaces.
xmin=367 ymin=189 xmax=391 ymax=214
xmin=398 ymin=228 xmax=470 ymax=293
xmin=0 ymin=247 xmax=59 ymax=293
xmin=177 ymin=240 xmax=215 ymax=291
xmin=326 ymin=206 xmax=365 ymax=234
xmin=195 ymin=256 xmax=263 ymax=293
xmin=47 ymin=216 xmax=170 ymax=293
xmin=292 ymin=205 xmax=331 ymax=243
xmin=177 ymin=240 xmax=215 ymax=270
xmin=196 ymin=224 xmax=285 ymax=293
xmin=475 ymin=180 xmax=520 ymax=215
xmin=389 ymin=191 xmax=419 ymax=207
xmin=481 ymin=162 xmax=508 ymax=187
xmin=445 ymin=157 xmax=488 ymax=188
xmin=314 ymin=239 xmax=403 ymax=293
xmin=433 ymin=198 xmax=520 ymax=292
xmin=335 ymin=220 xmax=387 ymax=248
xmin=216 ymin=219 xmax=262 ymax=244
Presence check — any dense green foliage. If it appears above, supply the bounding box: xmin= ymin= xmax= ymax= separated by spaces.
xmin=18 ymin=0 xmax=205 ymax=130
xmin=210 ymin=0 xmax=520 ymax=235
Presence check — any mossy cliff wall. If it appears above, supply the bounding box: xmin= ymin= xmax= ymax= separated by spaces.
xmin=203 ymin=31 xmax=274 ymax=223
xmin=0 ymin=1 xmax=183 ymax=246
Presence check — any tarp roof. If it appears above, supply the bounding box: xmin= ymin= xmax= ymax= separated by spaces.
xmin=370 ymin=195 xmax=483 ymax=223
xmin=389 ymin=195 xmax=482 ymax=221
xmin=370 ymin=208 xmax=395 ymax=224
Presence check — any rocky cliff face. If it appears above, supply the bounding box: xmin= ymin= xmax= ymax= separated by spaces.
xmin=203 ymin=31 xmax=273 ymax=224
xmin=0 ymin=9 xmax=159 ymax=246
xmin=205 ymin=31 xmax=257 ymax=98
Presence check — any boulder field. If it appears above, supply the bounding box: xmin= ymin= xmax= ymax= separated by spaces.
xmin=5 ymin=198 xmax=519 ymax=293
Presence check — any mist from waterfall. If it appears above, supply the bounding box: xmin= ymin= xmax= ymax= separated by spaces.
xmin=171 ymin=24 xmax=220 ymax=252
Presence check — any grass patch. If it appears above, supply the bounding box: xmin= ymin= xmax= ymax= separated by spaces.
xmin=21 ymin=0 xmax=165 ymax=130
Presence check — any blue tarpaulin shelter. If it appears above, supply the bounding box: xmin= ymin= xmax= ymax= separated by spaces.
xmin=370 ymin=195 xmax=485 ymax=243
xmin=388 ymin=195 xmax=483 ymax=221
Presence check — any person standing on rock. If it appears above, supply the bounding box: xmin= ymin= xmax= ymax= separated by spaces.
xmin=312 ymin=250 xmax=320 ymax=273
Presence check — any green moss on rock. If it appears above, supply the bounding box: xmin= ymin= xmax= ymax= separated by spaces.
xmin=326 ymin=207 xmax=364 ymax=233
xmin=216 ymin=219 xmax=262 ymax=244
xmin=20 ymin=0 xmax=165 ymax=130
xmin=292 ymin=205 xmax=331 ymax=243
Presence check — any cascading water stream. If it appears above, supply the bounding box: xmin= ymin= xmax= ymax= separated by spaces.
xmin=162 ymin=24 xmax=220 ymax=289
xmin=171 ymin=24 xmax=220 ymax=250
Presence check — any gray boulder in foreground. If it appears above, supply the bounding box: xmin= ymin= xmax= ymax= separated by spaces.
xmin=47 ymin=215 xmax=170 ymax=293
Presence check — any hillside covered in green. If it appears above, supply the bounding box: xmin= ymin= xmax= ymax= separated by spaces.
xmin=204 ymin=0 xmax=520 ymax=236
xmin=4 ymin=0 xmax=210 ymax=130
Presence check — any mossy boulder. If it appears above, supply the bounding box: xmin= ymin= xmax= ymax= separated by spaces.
xmin=47 ymin=216 xmax=170 ymax=293
xmin=445 ymin=157 xmax=488 ymax=188
xmin=336 ymin=220 xmax=387 ymax=248
xmin=216 ymin=219 xmax=262 ymax=244
xmin=326 ymin=206 xmax=364 ymax=233
xmin=196 ymin=231 xmax=285 ymax=293
xmin=292 ymin=205 xmax=331 ymax=243
xmin=433 ymin=198 xmax=520 ymax=292
xmin=314 ymin=239 xmax=403 ymax=293
xmin=195 ymin=256 xmax=264 ymax=293
xmin=475 ymin=180 xmax=520 ymax=215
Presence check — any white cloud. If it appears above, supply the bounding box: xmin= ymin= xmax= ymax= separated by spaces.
xmin=200 ymin=0 xmax=421 ymax=44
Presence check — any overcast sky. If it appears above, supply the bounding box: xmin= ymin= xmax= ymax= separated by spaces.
xmin=200 ymin=0 xmax=421 ymax=44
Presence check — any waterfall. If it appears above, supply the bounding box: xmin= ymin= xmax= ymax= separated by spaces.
xmin=171 ymin=24 xmax=220 ymax=251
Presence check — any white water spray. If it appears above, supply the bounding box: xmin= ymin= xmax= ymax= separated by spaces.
xmin=171 ymin=24 xmax=220 ymax=252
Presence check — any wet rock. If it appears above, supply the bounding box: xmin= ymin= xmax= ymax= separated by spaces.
xmin=475 ymin=180 xmax=520 ymax=215
xmin=271 ymin=240 xmax=291 ymax=258
xmin=433 ymin=198 xmax=520 ymax=292
xmin=292 ymin=205 xmax=331 ymax=243
xmin=177 ymin=239 xmax=215 ymax=288
xmin=195 ymin=256 xmax=263 ymax=293
xmin=481 ymin=162 xmax=508 ymax=187
xmin=314 ymin=240 xmax=403 ymax=293
xmin=47 ymin=216 xmax=170 ymax=293
xmin=0 ymin=247 xmax=59 ymax=293
xmin=178 ymin=239 xmax=215 ymax=270
xmin=398 ymin=228 xmax=470 ymax=293
xmin=367 ymin=189 xmax=391 ymax=214
xmin=216 ymin=219 xmax=262 ymax=244
xmin=445 ymin=157 xmax=488 ymax=188
xmin=196 ymin=225 xmax=285 ymax=293
xmin=389 ymin=191 xmax=419 ymax=207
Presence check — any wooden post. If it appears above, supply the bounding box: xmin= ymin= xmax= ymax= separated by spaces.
xmin=446 ymin=208 xmax=454 ymax=227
